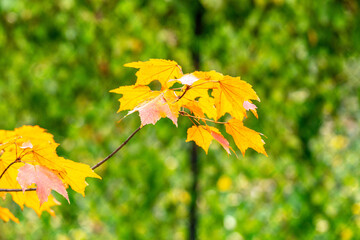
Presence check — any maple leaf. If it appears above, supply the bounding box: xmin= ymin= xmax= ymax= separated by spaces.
xmin=129 ymin=93 xmax=179 ymax=127
xmin=0 ymin=206 xmax=19 ymax=223
xmin=225 ymin=119 xmax=267 ymax=156
xmin=22 ymin=192 xmax=60 ymax=216
xmin=212 ymin=76 xmax=259 ymax=120
xmin=17 ymin=164 xmax=69 ymax=205
xmin=109 ymin=85 xmax=159 ymax=112
xmin=186 ymin=125 xmax=231 ymax=154
xmin=186 ymin=125 xmax=213 ymax=154
xmin=124 ymin=59 xmax=183 ymax=89
xmin=192 ymin=70 xmax=224 ymax=82
xmin=0 ymin=125 xmax=100 ymax=213
xmin=183 ymin=98 xmax=217 ymax=120
xmin=210 ymin=129 xmax=231 ymax=154
xmin=54 ymin=157 xmax=101 ymax=196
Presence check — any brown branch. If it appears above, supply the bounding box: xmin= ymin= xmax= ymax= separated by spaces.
xmin=0 ymin=126 xmax=142 ymax=192
xmin=91 ymin=126 xmax=142 ymax=170
xmin=0 ymin=188 xmax=36 ymax=192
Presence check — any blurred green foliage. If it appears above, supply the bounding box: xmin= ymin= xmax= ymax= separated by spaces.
xmin=1 ymin=0 xmax=360 ymax=239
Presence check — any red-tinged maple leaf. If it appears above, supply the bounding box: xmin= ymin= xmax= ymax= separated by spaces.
xmin=124 ymin=59 xmax=183 ymax=89
xmin=17 ymin=164 xmax=69 ymax=205
xmin=210 ymin=130 xmax=231 ymax=154
xmin=0 ymin=206 xmax=19 ymax=223
xmin=130 ymin=94 xmax=179 ymax=127
xmin=225 ymin=119 xmax=267 ymax=156
xmin=186 ymin=125 xmax=231 ymax=154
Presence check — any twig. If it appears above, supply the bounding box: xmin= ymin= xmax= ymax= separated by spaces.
xmin=0 ymin=188 xmax=36 ymax=192
xmin=91 ymin=126 xmax=141 ymax=170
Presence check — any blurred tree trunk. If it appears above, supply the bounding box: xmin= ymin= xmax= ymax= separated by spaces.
xmin=188 ymin=1 xmax=204 ymax=240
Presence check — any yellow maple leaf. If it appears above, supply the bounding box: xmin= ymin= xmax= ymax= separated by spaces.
xmin=183 ymin=97 xmax=217 ymax=120
xmin=109 ymin=85 xmax=160 ymax=112
xmin=186 ymin=125 xmax=214 ymax=154
xmin=21 ymin=192 xmax=60 ymax=216
xmin=225 ymin=119 xmax=267 ymax=156
xmin=124 ymin=59 xmax=183 ymax=89
xmin=186 ymin=125 xmax=231 ymax=154
xmin=55 ymin=157 xmax=101 ymax=196
xmin=212 ymin=76 xmax=259 ymax=120
xmin=0 ymin=126 xmax=101 ymax=216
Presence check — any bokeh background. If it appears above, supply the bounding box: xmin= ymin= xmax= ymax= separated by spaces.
xmin=1 ymin=0 xmax=360 ymax=239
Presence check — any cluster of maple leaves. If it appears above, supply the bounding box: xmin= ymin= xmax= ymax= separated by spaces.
xmin=0 ymin=126 xmax=100 ymax=223
xmin=0 ymin=59 xmax=266 ymax=223
xmin=111 ymin=59 xmax=267 ymax=156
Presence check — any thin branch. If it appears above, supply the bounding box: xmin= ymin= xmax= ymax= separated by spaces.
xmin=91 ymin=126 xmax=142 ymax=170
xmin=175 ymin=85 xmax=190 ymax=102
xmin=0 ymin=188 xmax=36 ymax=192
xmin=0 ymin=126 xmax=142 ymax=192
